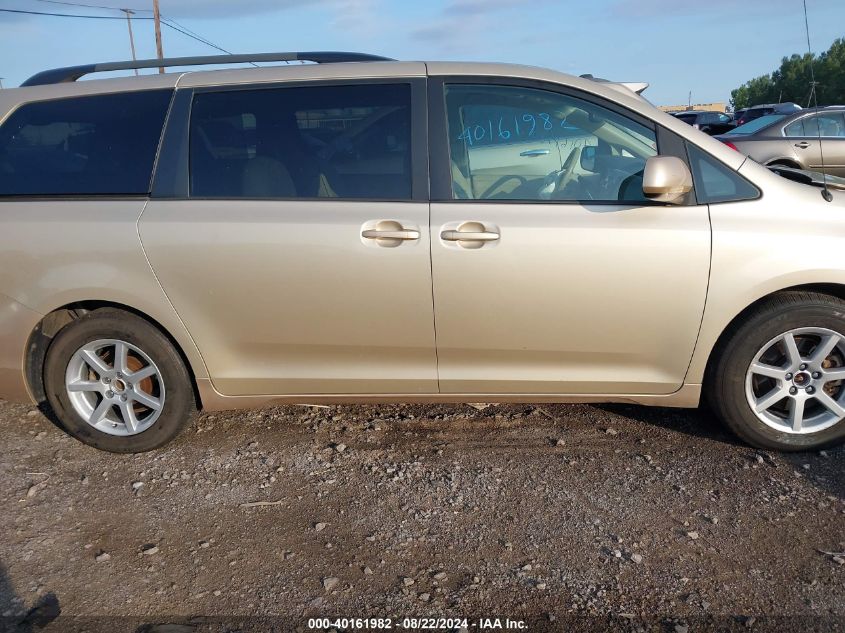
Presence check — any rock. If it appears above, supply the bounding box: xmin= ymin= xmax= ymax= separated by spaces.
xmin=132 ymin=482 xmax=144 ymax=492
xmin=536 ymin=582 xmax=547 ymax=590
xmin=833 ymin=556 xmax=845 ymax=565
xmin=402 ymin=577 xmax=415 ymax=586
xmin=315 ymin=522 xmax=328 ymax=532
xmin=686 ymin=531 xmax=700 ymax=540
xmin=555 ymin=439 xmax=566 ymax=447
xmin=27 ymin=410 xmax=38 ymax=417
xmin=95 ymin=552 xmax=111 ymax=562
xmin=433 ymin=572 xmax=447 ymax=581
xmin=26 ymin=482 xmax=47 ymax=498
xmin=419 ymin=592 xmax=430 ymax=602
xmin=675 ymin=625 xmax=689 ymax=633
xmin=363 ymin=566 xmax=373 ymax=575
xmin=630 ymin=553 xmax=643 ymax=564
xmin=323 ymin=577 xmax=340 ymax=591
xmin=199 ymin=541 xmax=210 ymax=549
xmin=605 ymin=428 xmax=618 ymax=435
xmin=334 ymin=443 xmax=347 ymax=453
xmin=521 ymin=564 xmax=532 ymax=571
xmin=142 ymin=545 xmax=160 ymax=556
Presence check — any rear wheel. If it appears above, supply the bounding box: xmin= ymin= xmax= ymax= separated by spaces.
xmin=44 ymin=308 xmax=194 ymax=453
xmin=708 ymin=292 xmax=845 ymax=451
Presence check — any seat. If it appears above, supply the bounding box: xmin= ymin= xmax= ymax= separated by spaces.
xmin=242 ymin=156 xmax=297 ymax=197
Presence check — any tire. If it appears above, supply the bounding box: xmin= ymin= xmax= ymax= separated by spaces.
xmin=708 ymin=291 xmax=845 ymax=451
xmin=43 ymin=308 xmax=195 ymax=453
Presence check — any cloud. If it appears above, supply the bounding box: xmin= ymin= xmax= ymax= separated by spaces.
xmin=410 ymin=0 xmax=546 ymax=46
xmin=153 ymin=0 xmax=338 ymax=18
xmin=611 ymin=0 xmax=828 ymax=17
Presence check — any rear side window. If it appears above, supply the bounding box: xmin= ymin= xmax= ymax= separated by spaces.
xmin=189 ymin=83 xmax=413 ymax=200
xmin=0 ymin=90 xmax=172 ymax=196
xmin=686 ymin=143 xmax=759 ymax=204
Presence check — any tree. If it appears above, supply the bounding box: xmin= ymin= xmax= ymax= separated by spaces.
xmin=730 ymin=38 xmax=845 ymax=110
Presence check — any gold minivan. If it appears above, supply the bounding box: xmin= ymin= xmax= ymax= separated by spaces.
xmin=1 ymin=53 xmax=844 ymax=453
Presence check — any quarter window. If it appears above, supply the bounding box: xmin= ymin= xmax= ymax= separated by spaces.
xmin=686 ymin=143 xmax=759 ymax=204
xmin=0 ymin=90 xmax=172 ymax=196
xmin=443 ymin=84 xmax=657 ymax=202
xmin=189 ymin=83 xmax=413 ymax=199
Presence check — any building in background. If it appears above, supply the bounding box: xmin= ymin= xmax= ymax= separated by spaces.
xmin=658 ymin=102 xmax=728 ymax=113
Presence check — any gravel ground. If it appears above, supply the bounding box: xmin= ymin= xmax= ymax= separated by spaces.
xmin=0 ymin=398 xmax=843 ymax=633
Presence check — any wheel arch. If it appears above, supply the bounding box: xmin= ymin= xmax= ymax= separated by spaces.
xmin=25 ymin=300 xmax=204 ymax=411
xmin=765 ymin=158 xmax=801 ymax=169
xmin=701 ymin=283 xmax=845 ymax=389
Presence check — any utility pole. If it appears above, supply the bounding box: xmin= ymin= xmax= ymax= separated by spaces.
xmin=152 ymin=0 xmax=165 ymax=73
xmin=121 ymin=9 xmax=139 ymax=75
xmin=0 ymin=78 xmax=4 ymax=90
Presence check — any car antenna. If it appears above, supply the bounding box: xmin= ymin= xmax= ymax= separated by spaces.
xmin=803 ymin=0 xmax=833 ymax=202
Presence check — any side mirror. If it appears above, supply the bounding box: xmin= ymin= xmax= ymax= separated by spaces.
xmin=642 ymin=156 xmax=693 ymax=204
xmin=579 ymin=145 xmax=597 ymax=172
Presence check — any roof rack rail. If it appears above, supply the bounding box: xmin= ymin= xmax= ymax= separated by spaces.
xmin=21 ymin=51 xmax=395 ymax=87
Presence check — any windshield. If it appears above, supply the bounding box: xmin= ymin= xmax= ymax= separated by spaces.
xmin=726 ymin=114 xmax=785 ymax=135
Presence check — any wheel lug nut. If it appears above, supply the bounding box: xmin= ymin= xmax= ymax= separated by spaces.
xmin=806 ymin=386 xmax=815 ymax=394
xmin=785 ymin=373 xmax=793 ymax=380
xmin=812 ymin=372 xmax=821 ymax=379
xmin=120 ymin=394 xmax=127 ymax=402
xmin=105 ymin=390 xmax=114 ymax=398
xmin=789 ymin=386 xmax=798 ymax=395
xmin=103 ymin=377 xmax=111 ymax=384
xmin=799 ymin=363 xmax=807 ymax=371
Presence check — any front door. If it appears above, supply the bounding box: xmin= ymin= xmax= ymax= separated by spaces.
xmin=140 ymin=79 xmax=437 ymax=396
xmin=429 ymin=80 xmax=711 ymax=395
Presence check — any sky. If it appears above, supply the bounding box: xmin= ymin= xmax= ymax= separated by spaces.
xmin=0 ymin=0 xmax=843 ymax=106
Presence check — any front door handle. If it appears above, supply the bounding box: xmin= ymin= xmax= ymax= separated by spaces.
xmin=362 ymin=228 xmax=420 ymax=240
xmin=794 ymin=141 xmax=811 ymax=149
xmin=441 ymin=230 xmax=500 ymax=242
xmin=519 ymin=149 xmax=551 ymax=157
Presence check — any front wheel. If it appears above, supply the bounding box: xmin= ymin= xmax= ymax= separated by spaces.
xmin=708 ymin=292 xmax=845 ymax=451
xmin=43 ymin=308 xmax=195 ymax=453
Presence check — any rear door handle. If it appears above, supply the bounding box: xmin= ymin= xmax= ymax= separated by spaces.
xmin=440 ymin=230 xmax=500 ymax=242
xmin=519 ymin=149 xmax=550 ymax=157
xmin=794 ymin=141 xmax=811 ymax=149
xmin=362 ymin=229 xmax=420 ymax=240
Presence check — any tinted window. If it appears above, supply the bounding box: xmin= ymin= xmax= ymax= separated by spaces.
xmin=189 ymin=83 xmax=412 ymax=199
xmin=686 ymin=143 xmax=759 ymax=204
xmin=785 ymin=112 xmax=845 ymax=137
xmin=726 ymin=114 xmax=785 ymax=135
xmin=0 ymin=90 xmax=172 ymax=196
xmin=444 ymin=84 xmax=657 ymax=202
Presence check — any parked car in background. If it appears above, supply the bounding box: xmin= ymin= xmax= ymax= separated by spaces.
xmin=1 ymin=52 xmax=845 ymax=455
xmin=672 ymin=110 xmax=735 ymax=135
xmin=717 ymin=106 xmax=845 ymax=176
xmin=734 ymin=102 xmax=802 ymax=126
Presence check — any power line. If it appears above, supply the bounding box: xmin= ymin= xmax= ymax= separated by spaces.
xmin=31 ymin=0 xmax=150 ymax=11
xmin=4 ymin=6 xmax=261 ymax=68
xmin=0 ymin=8 xmax=153 ymax=19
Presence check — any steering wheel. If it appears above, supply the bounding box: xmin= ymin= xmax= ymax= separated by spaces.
xmin=554 ymin=146 xmax=583 ymax=196
xmin=480 ymin=175 xmax=528 ymax=199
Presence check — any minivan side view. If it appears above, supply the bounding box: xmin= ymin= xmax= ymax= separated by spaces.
xmin=1 ymin=52 xmax=844 ymax=453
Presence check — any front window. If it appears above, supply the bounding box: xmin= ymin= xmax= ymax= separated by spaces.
xmin=444 ymin=84 xmax=657 ymax=202
xmin=784 ymin=112 xmax=845 ymax=138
